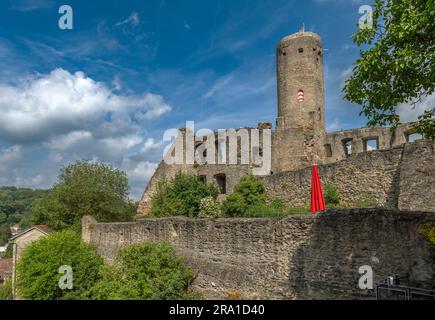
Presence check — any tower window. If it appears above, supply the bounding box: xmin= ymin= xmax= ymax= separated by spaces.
xmin=298 ymin=48 xmax=304 ymax=53
xmin=282 ymin=51 xmax=286 ymax=56
xmin=324 ymin=144 xmax=332 ymax=157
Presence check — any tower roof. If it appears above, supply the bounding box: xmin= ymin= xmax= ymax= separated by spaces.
xmin=278 ymin=31 xmax=322 ymax=46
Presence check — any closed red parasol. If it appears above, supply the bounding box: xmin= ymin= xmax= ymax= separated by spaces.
xmin=310 ymin=164 xmax=326 ymax=213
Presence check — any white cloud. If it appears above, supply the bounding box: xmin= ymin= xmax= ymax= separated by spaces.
xmin=141 ymin=138 xmax=163 ymax=153
xmin=0 ymin=68 xmax=171 ymax=144
xmin=115 ymin=12 xmax=140 ymax=28
xmin=339 ymin=66 xmax=353 ymax=88
xmin=125 ymin=161 xmax=158 ymax=184
xmin=0 ymin=145 xmax=22 ymax=163
xmin=326 ymin=118 xmax=341 ymax=132
xmin=11 ymin=0 xmax=54 ymax=12
xmin=123 ymin=160 xmax=159 ymax=199
xmin=0 ymin=68 xmax=171 ymax=199
xmin=396 ymin=94 xmax=435 ymax=123
xmin=0 ymin=145 xmax=24 ymax=186
xmin=202 ymin=76 xmax=233 ymax=99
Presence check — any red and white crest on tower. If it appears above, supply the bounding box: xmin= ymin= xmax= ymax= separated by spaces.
xmin=297 ymin=90 xmax=304 ymax=102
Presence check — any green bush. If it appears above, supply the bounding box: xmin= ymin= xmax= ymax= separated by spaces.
xmin=242 ymin=198 xmax=313 ymax=218
xmin=324 ymin=181 xmax=341 ymax=205
xmin=199 ymin=196 xmax=222 ymax=218
xmin=222 ymin=174 xmax=266 ymax=217
xmin=0 ymin=278 xmax=13 ymax=300
xmin=244 ymin=199 xmax=286 ymax=218
xmin=92 ymin=241 xmax=198 ymax=300
xmin=150 ymin=172 xmax=218 ymax=217
xmin=32 ymin=160 xmax=135 ymax=231
xmin=16 ymin=230 xmax=103 ymax=300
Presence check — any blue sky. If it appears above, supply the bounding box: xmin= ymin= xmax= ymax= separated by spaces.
xmin=0 ymin=0 xmax=418 ymax=199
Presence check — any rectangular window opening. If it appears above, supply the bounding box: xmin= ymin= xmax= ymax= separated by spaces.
xmin=214 ymin=174 xmax=226 ymax=194
xmin=342 ymin=139 xmax=353 ymax=157
xmin=406 ymin=133 xmax=423 ymax=142
xmin=324 ymin=144 xmax=332 ymax=157
xmin=364 ymin=138 xmax=379 ymax=152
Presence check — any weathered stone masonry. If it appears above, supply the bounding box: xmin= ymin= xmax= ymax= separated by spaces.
xmin=263 ymin=140 xmax=435 ymax=212
xmin=137 ymin=29 xmax=431 ymax=216
xmin=82 ymin=209 xmax=435 ymax=299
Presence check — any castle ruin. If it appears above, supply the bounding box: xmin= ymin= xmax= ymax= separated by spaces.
xmin=138 ymin=30 xmax=429 ymax=215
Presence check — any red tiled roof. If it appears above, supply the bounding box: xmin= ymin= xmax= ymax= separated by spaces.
xmin=0 ymin=258 xmax=12 ymax=280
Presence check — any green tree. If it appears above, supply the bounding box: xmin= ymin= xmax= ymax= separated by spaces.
xmin=0 ymin=278 xmax=13 ymax=300
xmin=32 ymin=160 xmax=135 ymax=231
xmin=343 ymin=0 xmax=434 ymax=139
xmin=412 ymin=110 xmax=435 ymax=140
xmin=0 ymin=225 xmax=11 ymax=247
xmin=324 ymin=181 xmax=341 ymax=205
xmin=222 ymin=174 xmax=267 ymax=217
xmin=150 ymin=172 xmax=218 ymax=217
xmin=16 ymin=230 xmax=103 ymax=300
xmin=92 ymin=241 xmax=198 ymax=300
xmin=0 ymin=187 xmax=48 ymax=245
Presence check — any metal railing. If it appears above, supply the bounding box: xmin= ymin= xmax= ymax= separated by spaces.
xmin=376 ymin=276 xmax=435 ymax=300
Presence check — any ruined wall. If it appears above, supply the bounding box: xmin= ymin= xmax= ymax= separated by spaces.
xmin=263 ymin=140 xmax=434 ymax=212
xmin=398 ymin=140 xmax=435 ymax=211
xmin=323 ymin=123 xmax=413 ymax=163
xmin=137 ymin=161 xmax=251 ymax=215
xmin=137 ymin=124 xmax=270 ymax=215
xmin=82 ymin=209 xmax=435 ymax=300
xmin=139 ymin=140 xmax=434 ymax=215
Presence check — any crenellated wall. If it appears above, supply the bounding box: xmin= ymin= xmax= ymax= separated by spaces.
xmin=82 ymin=209 xmax=435 ymax=300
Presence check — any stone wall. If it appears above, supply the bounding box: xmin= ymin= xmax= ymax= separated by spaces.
xmin=323 ymin=123 xmax=413 ymax=164
xmin=398 ymin=140 xmax=435 ymax=211
xmin=263 ymin=140 xmax=435 ymax=212
xmin=82 ymin=209 xmax=435 ymax=300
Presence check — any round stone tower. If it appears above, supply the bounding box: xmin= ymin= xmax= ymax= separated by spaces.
xmin=272 ymin=30 xmax=326 ymax=173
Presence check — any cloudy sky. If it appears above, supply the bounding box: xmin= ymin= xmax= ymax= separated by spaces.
xmin=0 ymin=0 xmax=430 ymax=199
